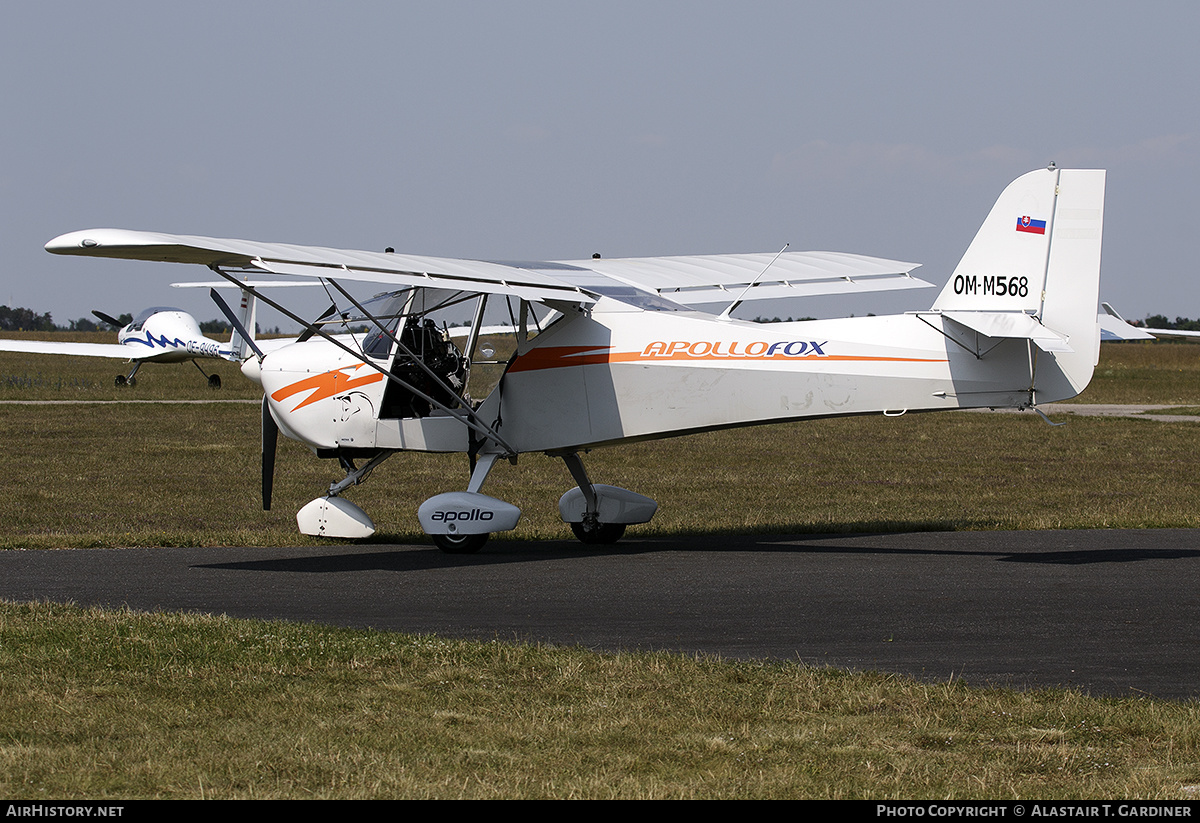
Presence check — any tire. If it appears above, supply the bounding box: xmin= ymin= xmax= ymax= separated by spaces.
xmin=570 ymin=521 xmax=626 ymax=545
xmin=432 ymin=532 xmax=488 ymax=554
xmin=208 ymin=374 xmax=222 ymax=389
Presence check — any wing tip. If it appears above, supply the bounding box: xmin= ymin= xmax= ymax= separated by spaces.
xmin=45 ymin=228 xmax=155 ymax=256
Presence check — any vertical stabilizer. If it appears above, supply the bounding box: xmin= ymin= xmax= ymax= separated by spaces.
xmin=932 ymin=168 xmax=1060 ymax=313
xmin=229 ymin=289 xmax=258 ymax=361
xmin=931 ymin=167 xmax=1105 ymax=403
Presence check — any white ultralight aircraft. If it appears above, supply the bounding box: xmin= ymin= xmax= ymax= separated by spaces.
xmin=0 ymin=298 xmax=260 ymax=388
xmin=44 ymin=166 xmax=1106 ymax=551
xmin=1098 ymin=303 xmax=1200 ymax=342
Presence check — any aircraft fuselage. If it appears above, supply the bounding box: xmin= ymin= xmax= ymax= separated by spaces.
xmin=117 ymin=309 xmax=230 ymax=363
xmin=258 ymin=297 xmax=1055 ymax=458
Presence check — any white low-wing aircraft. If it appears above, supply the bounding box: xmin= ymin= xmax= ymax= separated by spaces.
xmin=45 ymin=166 xmax=1106 ymax=551
xmin=0 ymin=298 xmax=260 ymax=388
xmin=1098 ymin=303 xmax=1200 ymax=341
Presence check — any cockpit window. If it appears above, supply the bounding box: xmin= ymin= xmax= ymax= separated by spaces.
xmin=359 ymin=292 xmax=409 ymax=359
xmin=129 ymin=307 xmax=181 ymax=332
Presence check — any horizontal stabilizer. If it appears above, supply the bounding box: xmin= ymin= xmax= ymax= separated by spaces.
xmin=938 ymin=310 xmax=1073 ymax=353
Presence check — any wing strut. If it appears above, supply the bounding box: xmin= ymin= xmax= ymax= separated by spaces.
xmin=209 ymin=289 xmax=265 ymax=360
xmin=718 ymin=244 xmax=789 ymax=320
xmin=209 ymin=266 xmax=518 ymax=456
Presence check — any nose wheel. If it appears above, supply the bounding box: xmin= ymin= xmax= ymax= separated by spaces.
xmin=115 ymin=363 xmax=141 ymax=387
xmin=193 ymin=360 xmax=221 ymax=389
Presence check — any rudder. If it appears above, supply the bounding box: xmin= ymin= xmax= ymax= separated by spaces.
xmin=1036 ymin=168 xmax=1106 ymax=400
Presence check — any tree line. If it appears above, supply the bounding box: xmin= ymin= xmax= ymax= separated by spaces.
xmin=6 ymin=302 xmax=1200 ymax=335
xmin=1141 ymin=315 xmax=1200 ymax=332
xmin=0 ymin=305 xmax=233 ymax=334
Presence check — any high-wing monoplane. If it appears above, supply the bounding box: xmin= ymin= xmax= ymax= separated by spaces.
xmin=0 ymin=299 xmax=259 ymax=388
xmin=45 ymin=166 xmax=1106 ymax=551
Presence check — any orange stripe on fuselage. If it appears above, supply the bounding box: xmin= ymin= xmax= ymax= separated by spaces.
xmin=507 ymin=345 xmax=947 ymax=373
xmin=271 ymin=364 xmax=385 ymax=411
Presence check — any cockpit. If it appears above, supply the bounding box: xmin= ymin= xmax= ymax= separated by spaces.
xmin=128 ymin=307 xmax=184 ymax=332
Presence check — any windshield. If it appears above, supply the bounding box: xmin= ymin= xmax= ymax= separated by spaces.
xmin=359 ymin=292 xmax=410 ymax=359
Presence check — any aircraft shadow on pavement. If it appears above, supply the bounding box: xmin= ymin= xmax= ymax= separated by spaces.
xmin=193 ymin=532 xmax=1200 ymax=575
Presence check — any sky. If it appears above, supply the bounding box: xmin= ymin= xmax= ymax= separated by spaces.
xmin=3 ymin=1 xmax=1198 ymax=331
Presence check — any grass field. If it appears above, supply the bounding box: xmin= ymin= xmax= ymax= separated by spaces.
xmin=1 ymin=337 xmax=1199 ymax=798
xmin=1 ymin=339 xmax=1199 ymax=547
xmin=3 ymin=600 xmax=1200 ymax=800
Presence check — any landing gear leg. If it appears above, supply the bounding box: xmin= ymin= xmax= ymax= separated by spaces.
xmin=328 ymin=451 xmax=393 ymax=497
xmin=115 ymin=363 xmax=141 ymax=387
xmin=561 ymin=453 xmax=626 ymax=545
xmin=192 ymin=360 xmax=221 ymax=389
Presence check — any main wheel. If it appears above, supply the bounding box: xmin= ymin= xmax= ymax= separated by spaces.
xmin=208 ymin=374 xmax=222 ymax=389
xmin=432 ymin=532 xmax=489 ymax=554
xmin=570 ymin=521 xmax=626 ymax=545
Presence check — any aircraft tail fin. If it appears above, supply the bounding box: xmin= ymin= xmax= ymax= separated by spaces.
xmin=229 ymin=289 xmax=259 ymax=361
xmin=931 ymin=167 xmax=1106 ymax=402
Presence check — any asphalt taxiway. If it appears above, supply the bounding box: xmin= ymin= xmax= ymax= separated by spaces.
xmin=2 ymin=528 xmax=1198 ymax=700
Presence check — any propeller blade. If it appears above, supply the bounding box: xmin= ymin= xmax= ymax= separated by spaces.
xmin=91 ymin=310 xmax=125 ymax=328
xmin=209 ymin=289 xmax=265 ymax=360
xmin=297 ymin=303 xmax=339 ymax=343
xmin=262 ymin=395 xmax=278 ymax=511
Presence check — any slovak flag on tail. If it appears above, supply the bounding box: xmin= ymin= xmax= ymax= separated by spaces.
xmin=1016 ymin=215 xmax=1047 ymax=234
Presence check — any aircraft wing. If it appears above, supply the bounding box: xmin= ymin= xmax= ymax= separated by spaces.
xmin=1144 ymin=328 xmax=1200 ymax=340
xmin=556 ymin=251 xmax=932 ymax=307
xmin=47 ymin=229 xmax=932 ymax=311
xmin=46 ymin=229 xmax=600 ymax=307
xmin=0 ymin=334 xmax=365 ymax=363
xmin=0 ymin=339 xmax=135 ymax=359
xmin=1098 ymin=303 xmax=1200 ymax=342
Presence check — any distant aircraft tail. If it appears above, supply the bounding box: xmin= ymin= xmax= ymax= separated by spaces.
xmin=229 ymin=289 xmax=259 ymax=361
xmin=930 ymin=166 xmax=1106 ymax=403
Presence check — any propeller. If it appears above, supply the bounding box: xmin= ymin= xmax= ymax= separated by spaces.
xmin=91 ymin=310 xmax=125 ymax=329
xmin=261 ymin=395 xmax=278 ymax=510
xmin=297 ymin=303 xmax=339 ymax=343
xmin=243 ymin=297 xmax=338 ymax=510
